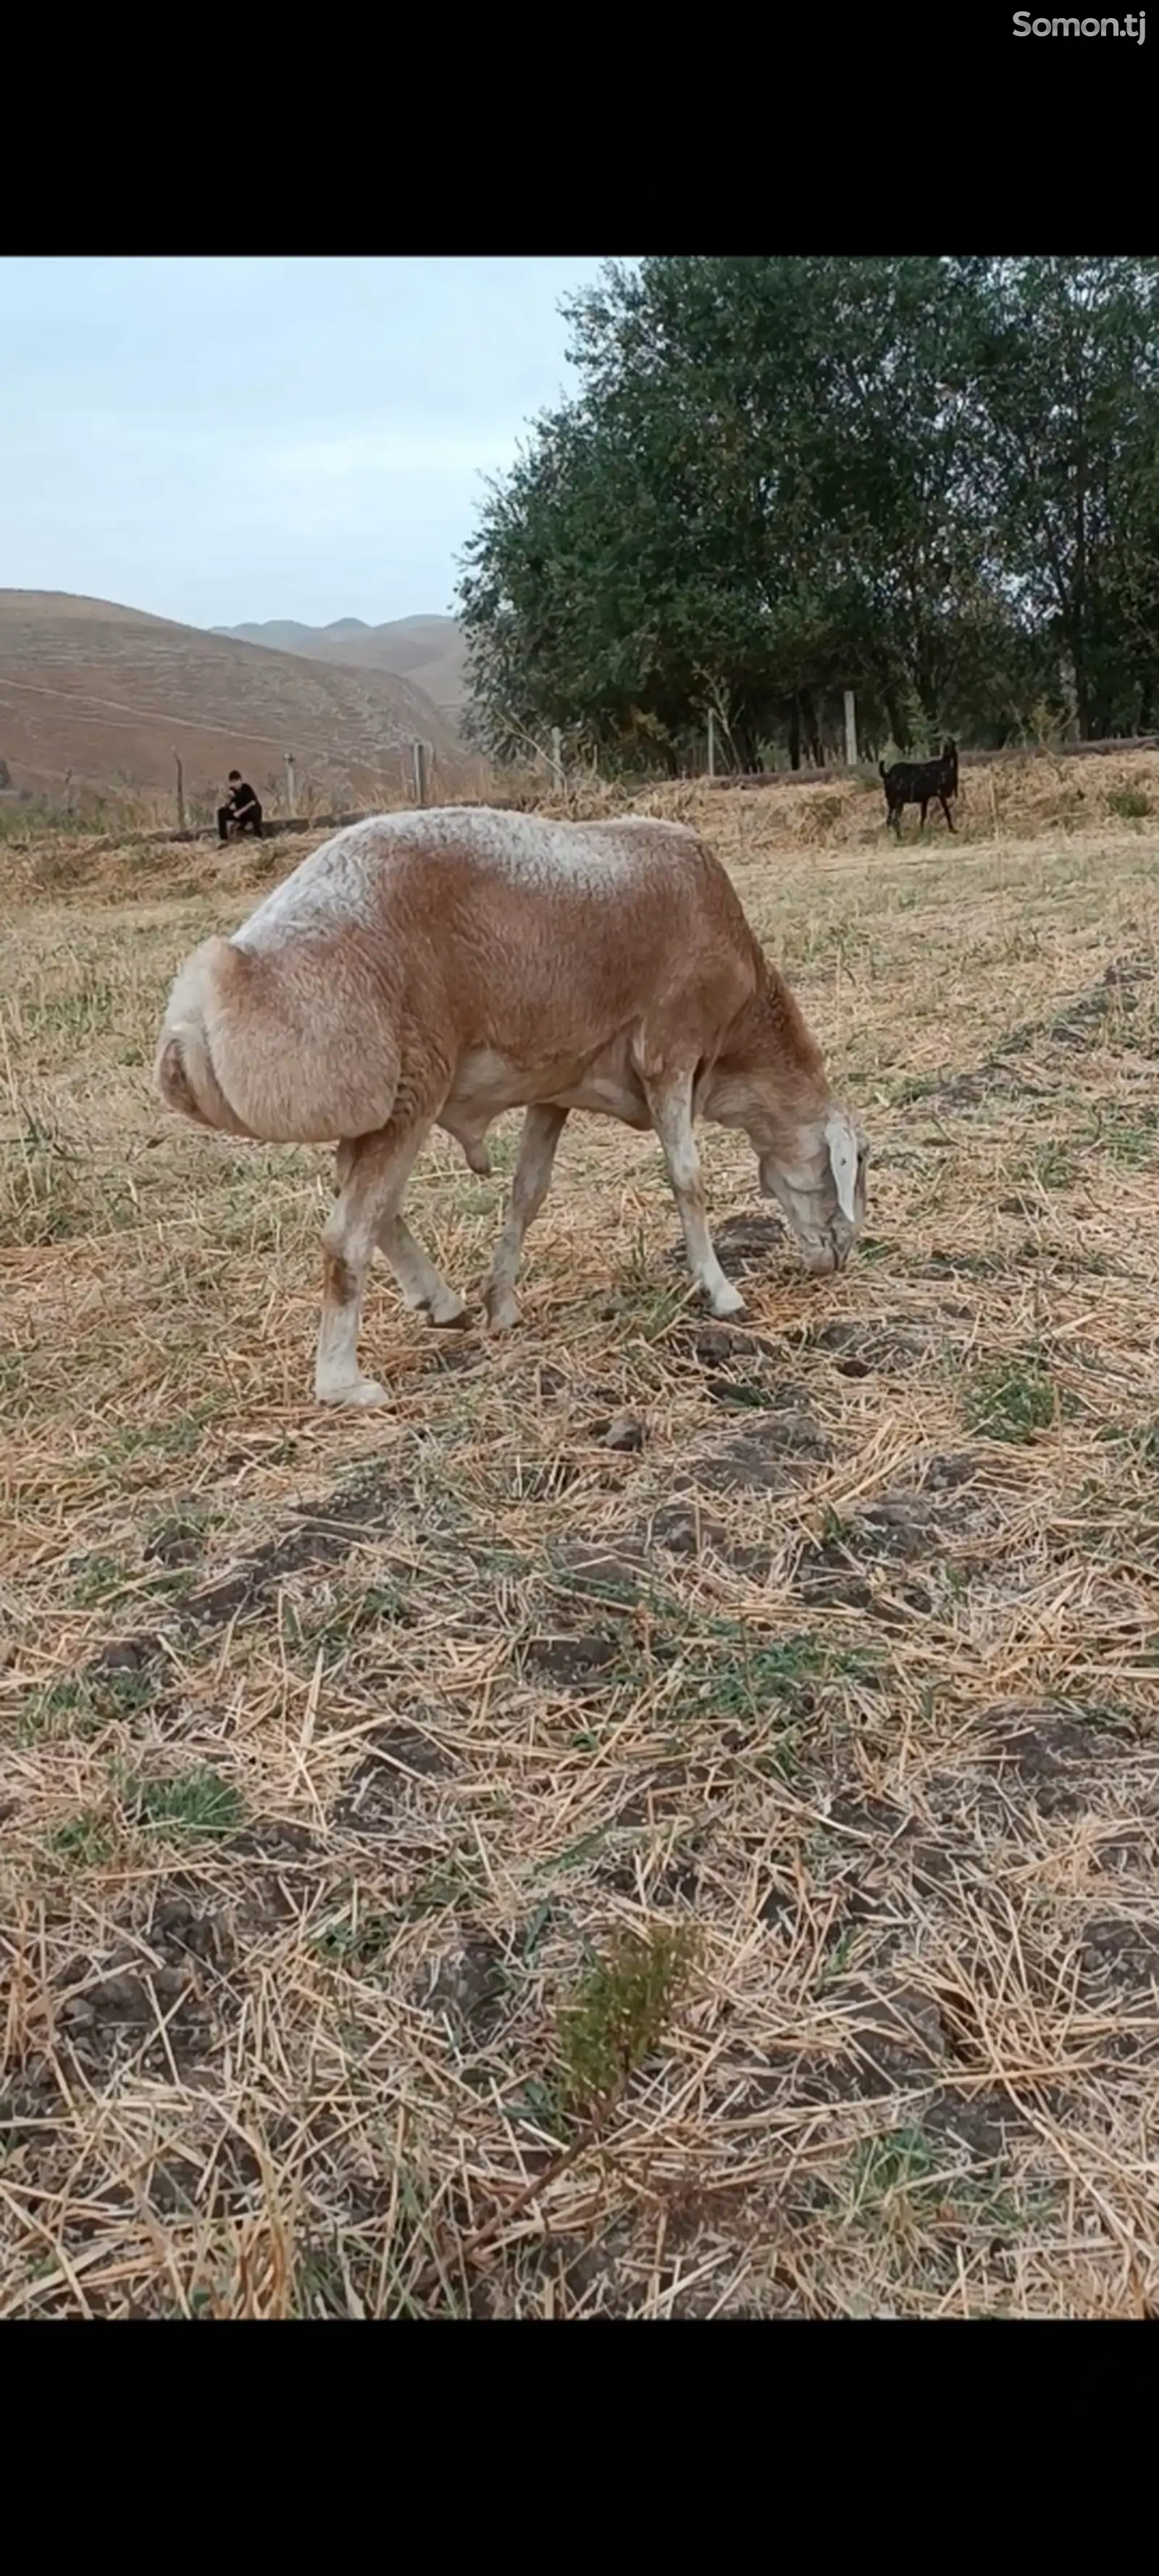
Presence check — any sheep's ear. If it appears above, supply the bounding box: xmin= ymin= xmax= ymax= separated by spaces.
xmin=824 ymin=1111 xmax=860 ymax=1223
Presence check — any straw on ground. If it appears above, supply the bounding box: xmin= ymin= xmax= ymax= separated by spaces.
xmin=2 ymin=764 xmax=1158 ymax=2317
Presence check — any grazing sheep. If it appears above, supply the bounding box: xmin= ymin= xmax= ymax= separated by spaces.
xmin=155 ymin=808 xmax=868 ymax=1408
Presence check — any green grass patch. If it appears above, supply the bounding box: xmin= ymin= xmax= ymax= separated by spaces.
xmin=133 ymin=1768 xmax=244 ymax=1839
xmin=49 ymin=1810 xmax=117 ymax=1870
xmin=963 ymin=1355 xmax=1056 ymax=1444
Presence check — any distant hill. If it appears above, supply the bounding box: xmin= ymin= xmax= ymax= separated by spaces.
xmin=215 ymin=613 xmax=469 ymax=718
xmin=0 ymin=591 xmax=462 ymax=806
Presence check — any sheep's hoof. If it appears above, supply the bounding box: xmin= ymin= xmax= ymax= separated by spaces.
xmin=483 ymin=1285 xmax=521 ymax=1334
xmin=426 ymin=1291 xmax=469 ymax=1329
xmin=316 ymin=1376 xmax=390 ymax=1409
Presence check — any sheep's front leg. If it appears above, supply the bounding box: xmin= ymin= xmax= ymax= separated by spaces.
xmin=317 ymin=1119 xmax=432 ymax=1406
xmin=483 ymin=1104 xmax=568 ymax=1331
xmin=647 ymin=1070 xmax=745 ymax=1318
xmin=377 ymin=1212 xmax=466 ymax=1328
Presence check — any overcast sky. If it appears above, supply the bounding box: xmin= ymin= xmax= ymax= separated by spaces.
xmin=0 ymin=257 xmax=611 ymax=631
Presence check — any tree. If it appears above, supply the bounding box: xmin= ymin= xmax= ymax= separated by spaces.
xmin=458 ymin=256 xmax=1159 ymax=767
xmin=962 ymin=256 xmax=1159 ymax=737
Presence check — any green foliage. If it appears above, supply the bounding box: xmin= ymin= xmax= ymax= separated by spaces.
xmin=50 ymin=1810 xmax=116 ymax=1870
xmin=555 ymin=1925 xmax=698 ymax=2117
xmin=134 ymin=1768 xmax=243 ymax=1838
xmin=963 ymin=1356 xmax=1056 ymax=1444
xmin=459 ymin=256 xmax=1159 ymax=772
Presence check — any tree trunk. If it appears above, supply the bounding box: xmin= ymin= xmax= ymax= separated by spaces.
xmin=884 ymin=690 xmax=911 ymax=753
xmin=1070 ymin=630 xmax=1093 ymax=739
xmin=787 ymin=700 xmax=801 ymax=771
xmin=800 ymin=689 xmax=823 ymax=766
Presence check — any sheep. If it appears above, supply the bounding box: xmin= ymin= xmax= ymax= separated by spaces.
xmin=879 ymin=741 xmax=959 ymax=836
xmin=154 ymin=806 xmax=868 ymax=1409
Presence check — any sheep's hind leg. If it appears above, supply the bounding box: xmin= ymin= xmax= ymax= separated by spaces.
xmin=316 ymin=1118 xmax=433 ymax=1407
xmin=483 ymin=1104 xmax=568 ymax=1331
xmin=377 ymin=1211 xmax=466 ymax=1327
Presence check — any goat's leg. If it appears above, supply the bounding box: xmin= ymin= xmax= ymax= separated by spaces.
xmin=919 ymin=799 xmax=929 ymax=831
xmin=377 ymin=1210 xmax=466 ymax=1327
xmin=316 ymin=1117 xmax=433 ymax=1406
xmin=483 ymin=1104 xmax=568 ymax=1332
xmin=940 ymin=794 xmax=956 ymax=832
xmin=648 ymin=1070 xmax=743 ymax=1318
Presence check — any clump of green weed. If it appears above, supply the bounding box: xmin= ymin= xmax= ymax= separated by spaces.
xmin=853 ymin=2125 xmax=939 ymax=2207
xmin=963 ymin=1356 xmax=1055 ymax=1444
xmin=555 ymin=1924 xmax=698 ymax=2120
xmin=72 ymin=1553 xmax=131 ymax=1607
xmin=21 ymin=1663 xmax=159 ymax=1744
xmin=703 ymin=1629 xmax=871 ymax=1718
xmin=133 ymin=1768 xmax=243 ymax=1838
xmin=1108 ymin=788 xmax=1151 ymax=822
xmin=50 ymin=1810 xmax=117 ymax=1870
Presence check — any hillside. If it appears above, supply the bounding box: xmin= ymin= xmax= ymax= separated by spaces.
xmin=215 ymin=613 xmax=469 ymax=717
xmin=0 ymin=592 xmax=461 ymax=807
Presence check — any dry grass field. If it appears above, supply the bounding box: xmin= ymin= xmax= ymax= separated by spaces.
xmin=3 ymin=764 xmax=1159 ymax=2320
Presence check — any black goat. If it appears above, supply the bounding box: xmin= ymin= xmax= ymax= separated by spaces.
xmin=879 ymin=740 xmax=959 ymax=835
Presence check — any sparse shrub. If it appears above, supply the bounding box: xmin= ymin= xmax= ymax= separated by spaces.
xmin=555 ymin=1924 xmax=698 ymax=2120
xmin=1108 ymin=787 xmax=1151 ymax=821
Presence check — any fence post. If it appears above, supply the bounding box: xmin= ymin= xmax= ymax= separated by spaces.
xmin=843 ymin=691 xmax=858 ymax=769
xmin=411 ymin=740 xmax=428 ymax=807
xmin=551 ymin=726 xmax=564 ymax=794
xmin=285 ymin=753 xmax=296 ymax=815
xmin=707 ymin=710 xmax=716 ymax=779
xmin=172 ymin=749 xmax=185 ymax=833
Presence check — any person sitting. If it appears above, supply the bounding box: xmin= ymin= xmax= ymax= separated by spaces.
xmin=217 ymin=772 xmax=264 ymax=843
